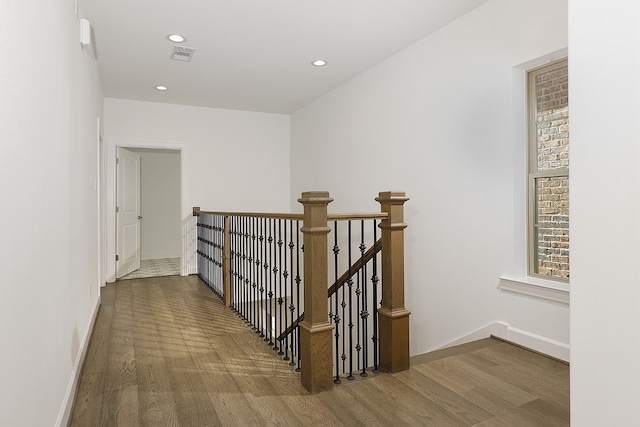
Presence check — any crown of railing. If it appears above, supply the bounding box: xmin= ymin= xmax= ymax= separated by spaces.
xmin=194 ymin=191 xmax=409 ymax=393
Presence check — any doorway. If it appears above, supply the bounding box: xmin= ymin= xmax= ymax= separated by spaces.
xmin=106 ymin=139 xmax=186 ymax=283
xmin=119 ymin=148 xmax=181 ymax=280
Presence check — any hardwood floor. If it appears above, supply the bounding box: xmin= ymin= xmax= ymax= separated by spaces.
xmin=69 ymin=275 xmax=569 ymax=426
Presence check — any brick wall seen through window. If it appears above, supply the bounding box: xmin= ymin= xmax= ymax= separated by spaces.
xmin=529 ymin=60 xmax=569 ymax=281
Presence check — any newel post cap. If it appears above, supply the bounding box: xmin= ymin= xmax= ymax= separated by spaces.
xmin=376 ymin=191 xmax=410 ymax=204
xmin=298 ymin=191 xmax=334 ymax=205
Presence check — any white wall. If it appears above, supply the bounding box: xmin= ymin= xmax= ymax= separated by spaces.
xmin=130 ymin=148 xmax=182 ymax=260
xmin=569 ymin=1 xmax=640 ymax=424
xmin=290 ymin=0 xmax=569 ymax=358
xmin=105 ymin=99 xmax=291 ymax=215
xmin=104 ymin=99 xmax=290 ymax=280
xmin=0 ymin=1 xmax=103 ymax=426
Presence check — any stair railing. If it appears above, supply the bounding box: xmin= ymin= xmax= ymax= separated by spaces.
xmin=193 ymin=191 xmax=409 ymax=393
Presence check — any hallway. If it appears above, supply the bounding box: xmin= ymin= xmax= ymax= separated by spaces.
xmin=70 ymin=275 xmax=569 ymax=426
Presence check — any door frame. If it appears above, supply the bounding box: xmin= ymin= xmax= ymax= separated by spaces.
xmin=105 ymin=138 xmax=186 ymax=283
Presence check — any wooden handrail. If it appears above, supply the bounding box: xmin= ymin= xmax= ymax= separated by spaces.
xmin=193 ymin=209 xmax=388 ymax=222
xmin=194 ymin=210 xmax=304 ymax=220
xmin=328 ymin=213 xmax=388 ymax=221
xmin=278 ymin=313 xmax=304 ymax=342
xmin=277 ymin=238 xmax=382 ymax=342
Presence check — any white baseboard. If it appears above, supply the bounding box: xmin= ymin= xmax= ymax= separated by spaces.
xmin=55 ymin=296 xmax=101 ymax=427
xmin=496 ymin=324 xmax=570 ymax=361
xmin=436 ymin=321 xmax=569 ymax=362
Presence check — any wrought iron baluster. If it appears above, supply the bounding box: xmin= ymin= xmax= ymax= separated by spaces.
xmin=249 ymin=217 xmax=258 ymax=331
xmin=355 ymin=223 xmax=362 ymax=373
xmin=205 ymin=215 xmax=210 ymax=290
xmin=229 ymin=217 xmax=233 ymax=308
xmin=245 ymin=217 xmax=251 ymax=324
xmin=240 ymin=216 xmax=251 ymax=325
xmin=209 ymin=215 xmax=212 ymax=292
xmin=216 ymin=214 xmax=221 ymax=295
xmin=236 ymin=216 xmax=241 ymax=312
xmin=238 ymin=217 xmax=243 ymax=317
xmin=211 ymin=214 xmax=214 ymax=289
xmin=220 ymin=215 xmax=225 ymax=295
xmin=372 ymin=219 xmax=379 ymax=373
xmin=253 ymin=217 xmax=260 ymax=334
xmin=235 ymin=218 xmax=239 ymax=311
xmin=216 ymin=215 xmax=221 ymax=294
xmin=267 ymin=218 xmax=274 ymax=346
xmin=213 ymin=215 xmax=216 ymax=293
xmin=220 ymin=215 xmax=224 ymax=295
xmin=215 ymin=215 xmax=219 ymax=292
xmin=212 ymin=215 xmax=216 ymax=291
xmin=278 ymin=219 xmax=289 ymax=360
xmin=275 ymin=219 xmax=283 ymax=354
xmin=259 ymin=217 xmax=266 ymax=339
xmin=206 ymin=217 xmax=209 ymax=289
xmin=236 ymin=216 xmax=242 ymax=314
xmin=214 ymin=215 xmax=222 ymax=297
xmin=256 ymin=218 xmax=265 ymax=338
xmin=196 ymin=217 xmax=201 ymax=274
xmin=333 ymin=221 xmax=341 ymax=384
xmin=238 ymin=217 xmax=242 ymax=313
xmin=229 ymin=217 xmax=234 ymax=310
xmin=201 ymin=217 xmax=206 ymax=284
xmin=227 ymin=217 xmax=231 ymax=304
xmin=247 ymin=217 xmax=252 ymax=326
xmin=341 ymin=231 xmax=347 ymax=375
xmin=360 ymin=220 xmax=368 ymax=377
xmin=347 ymin=220 xmax=355 ymax=381
xmin=202 ymin=216 xmax=206 ymax=280
xmin=205 ymin=215 xmax=209 ymax=289
xmin=196 ymin=216 xmax=202 ymax=278
xmin=295 ymin=220 xmax=301 ymax=372
xmin=198 ymin=217 xmax=202 ymax=279
xmin=286 ymin=220 xmax=295 ymax=365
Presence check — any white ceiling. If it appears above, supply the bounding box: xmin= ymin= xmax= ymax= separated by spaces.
xmin=81 ymin=0 xmax=488 ymax=114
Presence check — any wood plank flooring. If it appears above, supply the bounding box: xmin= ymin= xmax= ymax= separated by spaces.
xmin=69 ymin=275 xmax=569 ymax=426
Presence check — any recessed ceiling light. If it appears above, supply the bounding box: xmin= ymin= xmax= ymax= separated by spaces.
xmin=167 ymin=34 xmax=186 ymax=43
xmin=155 ymin=85 xmax=168 ymax=91
xmin=311 ymin=59 xmax=327 ymax=67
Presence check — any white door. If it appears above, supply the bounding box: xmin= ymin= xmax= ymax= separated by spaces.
xmin=116 ymin=147 xmax=141 ymax=278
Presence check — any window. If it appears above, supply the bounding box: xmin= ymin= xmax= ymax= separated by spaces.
xmin=527 ymin=59 xmax=569 ymax=282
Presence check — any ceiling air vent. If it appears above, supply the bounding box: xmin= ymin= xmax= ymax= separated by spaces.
xmin=171 ymin=46 xmax=195 ymax=62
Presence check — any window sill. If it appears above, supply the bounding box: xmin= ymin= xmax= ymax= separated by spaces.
xmin=498 ymin=276 xmax=569 ymax=305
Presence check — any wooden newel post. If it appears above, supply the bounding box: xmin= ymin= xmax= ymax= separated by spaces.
xmin=376 ymin=191 xmax=411 ymax=373
xmin=298 ymin=191 xmax=334 ymax=392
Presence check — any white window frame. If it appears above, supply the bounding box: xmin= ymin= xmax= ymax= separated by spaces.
xmin=526 ymin=59 xmax=569 ymax=283
xmin=498 ymin=51 xmax=569 ymax=303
